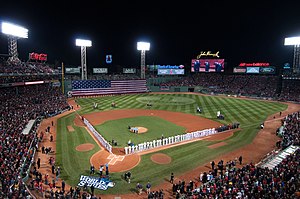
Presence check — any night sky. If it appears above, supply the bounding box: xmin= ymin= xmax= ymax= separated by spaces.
xmin=1 ymin=1 xmax=300 ymax=72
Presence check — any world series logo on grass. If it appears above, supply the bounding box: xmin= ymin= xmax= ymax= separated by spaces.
xmin=78 ymin=175 xmax=115 ymax=190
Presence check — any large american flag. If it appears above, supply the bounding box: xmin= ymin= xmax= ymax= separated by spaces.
xmin=71 ymin=79 xmax=147 ymax=96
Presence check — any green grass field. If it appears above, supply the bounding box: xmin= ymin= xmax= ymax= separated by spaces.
xmin=94 ymin=116 xmax=186 ymax=147
xmin=56 ymin=93 xmax=287 ymax=195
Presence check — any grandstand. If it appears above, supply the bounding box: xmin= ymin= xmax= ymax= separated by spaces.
xmin=1 ymin=46 xmax=300 ymax=198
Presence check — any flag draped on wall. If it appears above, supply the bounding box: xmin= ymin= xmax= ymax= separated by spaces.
xmin=71 ymin=79 xmax=147 ymax=96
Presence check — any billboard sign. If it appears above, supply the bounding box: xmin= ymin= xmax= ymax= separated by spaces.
xmin=259 ymin=66 xmax=276 ymax=74
xmin=157 ymin=69 xmax=184 ymax=75
xmin=233 ymin=67 xmax=247 ymax=73
xmin=93 ymin=68 xmax=108 ymax=74
xmin=65 ymin=67 xmax=80 ymax=74
xmin=246 ymin=67 xmax=260 ymax=73
xmin=123 ymin=68 xmax=136 ymax=74
xmin=239 ymin=62 xmax=270 ymax=67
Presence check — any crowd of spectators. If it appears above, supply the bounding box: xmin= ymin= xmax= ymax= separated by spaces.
xmin=0 ymin=61 xmax=58 ymax=74
xmin=0 ymin=60 xmax=60 ymax=84
xmin=169 ymin=110 xmax=300 ymax=198
xmin=280 ymin=111 xmax=300 ymax=148
xmin=0 ymin=83 xmax=69 ymax=198
xmin=278 ymin=79 xmax=300 ymax=103
xmin=159 ymin=73 xmax=279 ymax=98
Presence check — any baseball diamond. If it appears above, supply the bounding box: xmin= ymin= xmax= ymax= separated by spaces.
xmin=45 ymin=92 xmax=291 ymax=197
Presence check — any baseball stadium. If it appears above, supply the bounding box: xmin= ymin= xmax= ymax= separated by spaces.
xmin=1 ymin=21 xmax=300 ymax=199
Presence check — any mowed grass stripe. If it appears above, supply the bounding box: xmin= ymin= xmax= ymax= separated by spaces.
xmin=204 ymin=96 xmax=231 ymax=124
xmin=200 ymin=95 xmax=216 ymax=119
xmin=240 ymin=99 xmax=281 ymax=114
xmin=220 ymin=98 xmax=254 ymax=123
xmin=115 ymin=94 xmax=140 ymax=107
xmin=237 ymin=100 xmax=285 ymax=121
xmin=219 ymin=97 xmax=254 ymax=124
xmin=210 ymin=96 xmax=245 ymax=124
xmin=57 ymin=114 xmax=101 ymax=181
xmin=57 ymin=114 xmax=82 ymax=179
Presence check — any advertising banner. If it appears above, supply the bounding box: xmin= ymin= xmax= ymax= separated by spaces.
xmin=93 ymin=68 xmax=108 ymax=74
xmin=78 ymin=175 xmax=114 ymax=190
xmin=123 ymin=68 xmax=136 ymax=74
xmin=65 ymin=68 xmax=80 ymax=74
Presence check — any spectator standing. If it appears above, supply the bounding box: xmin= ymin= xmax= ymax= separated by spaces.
xmin=211 ymin=160 xmax=215 ymax=170
xmin=239 ymin=155 xmax=243 ymax=165
xmin=90 ymin=164 xmax=95 ymax=175
xmin=99 ymin=165 xmax=103 ymax=177
xmin=146 ymin=181 xmax=151 ymax=195
xmin=136 ymin=183 xmax=143 ymax=195
xmin=61 ymin=180 xmax=65 ymax=192
xmin=51 ymin=165 xmax=55 ymax=174
xmin=37 ymin=157 xmax=41 ymax=169
xmin=127 ymin=171 xmax=131 ymax=183
xmin=170 ymin=172 xmax=174 ymax=184
xmin=90 ymin=184 xmax=94 ymax=196
xmin=105 ymin=163 xmax=109 ymax=176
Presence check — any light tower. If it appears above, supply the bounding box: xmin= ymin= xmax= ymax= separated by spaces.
xmin=137 ymin=41 xmax=150 ymax=79
xmin=1 ymin=21 xmax=28 ymax=63
xmin=76 ymin=38 xmax=92 ymax=80
xmin=284 ymin=36 xmax=300 ymax=74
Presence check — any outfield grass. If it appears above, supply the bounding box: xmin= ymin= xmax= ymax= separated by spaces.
xmin=94 ymin=116 xmax=186 ymax=147
xmin=56 ymin=93 xmax=287 ymax=194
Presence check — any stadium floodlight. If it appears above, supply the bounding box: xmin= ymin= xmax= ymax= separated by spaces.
xmin=137 ymin=42 xmax=150 ymax=51
xmin=1 ymin=21 xmax=29 ymax=62
xmin=1 ymin=22 xmax=28 ymax=38
xmin=284 ymin=37 xmax=300 ymax=46
xmin=137 ymin=41 xmax=150 ymax=79
xmin=284 ymin=36 xmax=300 ymax=74
xmin=75 ymin=38 xmax=92 ymax=80
xmin=75 ymin=39 xmax=92 ymax=47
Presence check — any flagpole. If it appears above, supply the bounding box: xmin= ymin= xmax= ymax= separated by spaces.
xmin=61 ymin=62 xmax=65 ymax=94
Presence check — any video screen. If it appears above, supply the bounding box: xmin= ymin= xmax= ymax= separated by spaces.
xmin=191 ymin=59 xmax=224 ymax=72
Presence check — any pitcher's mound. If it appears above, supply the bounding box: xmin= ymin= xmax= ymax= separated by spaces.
xmin=76 ymin=143 xmax=95 ymax=151
xmin=151 ymin=153 xmax=172 ymax=164
xmin=130 ymin=127 xmax=148 ymax=134
xmin=137 ymin=127 xmax=148 ymax=134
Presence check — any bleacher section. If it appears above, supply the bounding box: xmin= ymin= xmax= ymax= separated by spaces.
xmin=257 ymin=145 xmax=299 ymax=169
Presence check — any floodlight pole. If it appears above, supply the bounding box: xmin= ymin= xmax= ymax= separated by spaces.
xmin=7 ymin=36 xmax=20 ymax=62
xmin=293 ymin=45 xmax=300 ymax=74
xmin=80 ymin=46 xmax=88 ymax=80
xmin=140 ymin=50 xmax=146 ymax=79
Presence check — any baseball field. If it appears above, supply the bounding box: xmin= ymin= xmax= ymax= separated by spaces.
xmin=55 ymin=93 xmax=287 ymax=195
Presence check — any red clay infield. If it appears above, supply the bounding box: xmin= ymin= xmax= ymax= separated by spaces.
xmin=79 ymin=109 xmax=222 ymax=173
xmin=151 ymin=153 xmax=172 ymax=164
xmin=75 ymin=143 xmax=95 ymax=151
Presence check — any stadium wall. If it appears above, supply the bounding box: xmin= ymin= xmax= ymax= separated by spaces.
xmin=149 ymin=86 xmax=204 ymax=92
